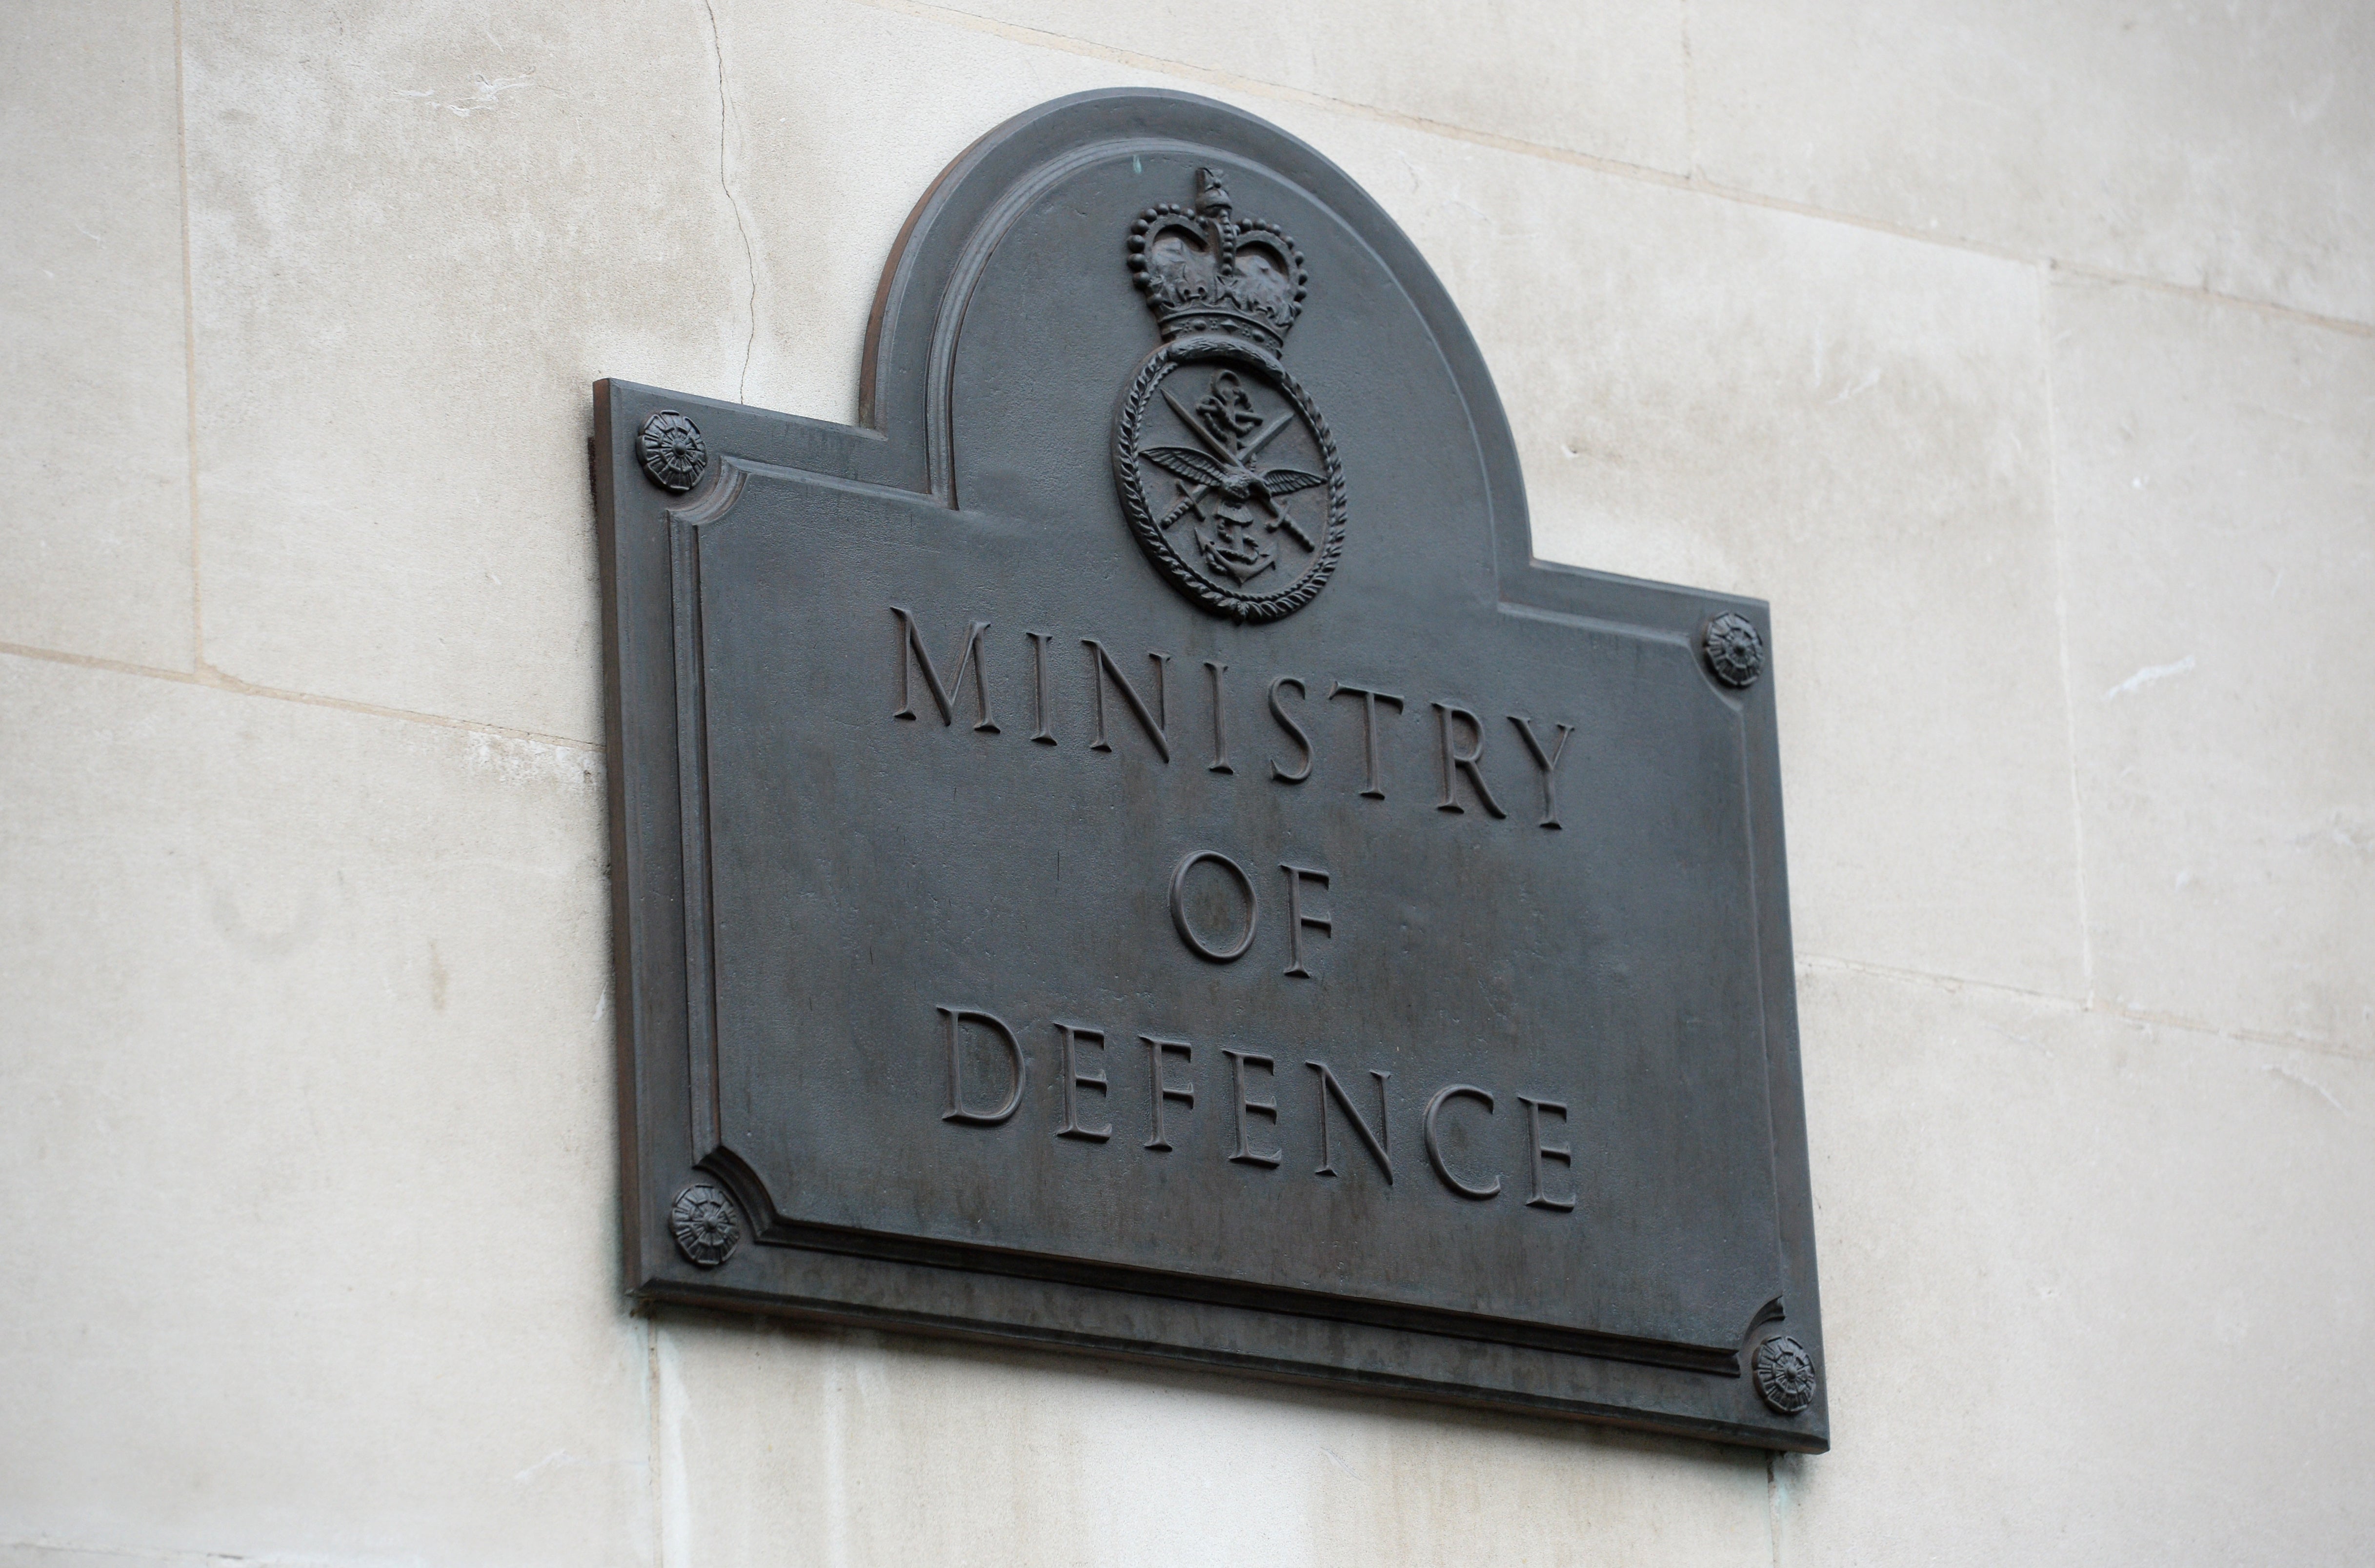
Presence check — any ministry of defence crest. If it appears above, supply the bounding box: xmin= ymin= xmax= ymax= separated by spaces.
xmin=1113 ymin=168 xmax=1347 ymax=622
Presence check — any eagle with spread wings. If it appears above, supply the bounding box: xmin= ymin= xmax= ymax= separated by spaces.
xmin=1139 ymin=372 xmax=1328 ymax=552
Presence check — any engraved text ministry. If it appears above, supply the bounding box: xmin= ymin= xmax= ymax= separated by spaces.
xmin=890 ymin=604 xmax=1577 ymax=824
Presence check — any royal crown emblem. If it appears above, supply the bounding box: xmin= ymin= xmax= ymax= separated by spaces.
xmin=1112 ymin=168 xmax=1346 ymax=622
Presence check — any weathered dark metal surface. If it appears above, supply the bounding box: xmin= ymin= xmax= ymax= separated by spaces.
xmin=595 ymin=88 xmax=1825 ymax=1450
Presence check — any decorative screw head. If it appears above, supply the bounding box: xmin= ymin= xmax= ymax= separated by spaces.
xmin=670 ymin=1182 xmax=741 ymax=1267
xmin=638 ymin=411 xmax=708 ymax=493
xmin=1753 ymin=1334 xmax=1817 ymax=1414
xmin=1701 ymin=612 xmax=1766 ymax=688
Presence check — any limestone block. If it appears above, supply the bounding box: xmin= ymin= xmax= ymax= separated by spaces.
xmin=180 ymin=0 xmax=756 ymax=740
xmin=0 ymin=0 xmax=195 ymax=668
xmin=2049 ymin=275 xmax=2375 ymax=1053
xmin=1250 ymin=107 xmax=2081 ymax=996
xmin=1691 ymin=0 xmax=2375 ymax=325
xmin=1776 ymin=963 xmax=2375 ymax=1562
xmin=923 ymin=0 xmax=1689 ymax=175
xmin=0 ymin=657 xmax=647 ymax=1564
xmin=653 ymin=1315 xmax=1771 ymax=1568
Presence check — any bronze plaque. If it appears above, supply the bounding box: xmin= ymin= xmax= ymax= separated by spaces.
xmin=596 ymin=89 xmax=1824 ymax=1449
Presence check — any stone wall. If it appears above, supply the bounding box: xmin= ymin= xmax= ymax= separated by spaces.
xmin=5 ymin=2 xmax=2371 ymax=1563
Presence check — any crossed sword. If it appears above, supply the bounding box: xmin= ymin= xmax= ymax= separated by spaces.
xmin=1152 ymin=387 xmax=1317 ymax=551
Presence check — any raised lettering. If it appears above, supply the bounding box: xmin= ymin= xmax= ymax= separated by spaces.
xmin=1222 ymin=1048 xmax=1282 ymax=1167
xmin=1143 ymin=1035 xmax=1196 ymax=1152
xmin=892 ymin=607 xmax=998 ymax=732
xmin=1516 ymin=1095 xmax=1577 ymax=1211
xmin=1509 ymin=714 xmax=1574 ymax=829
xmin=1430 ymin=701 xmax=1507 ymax=818
xmin=1084 ymin=639 xmax=1170 ymax=762
xmin=1204 ymin=660 xmax=1233 ymax=774
xmin=1055 ymin=1021 xmax=1109 ymax=1142
xmin=1268 ymin=675 xmax=1314 ymax=784
xmin=1026 ymin=630 xmax=1058 ymax=745
xmin=1308 ymin=1061 xmax=1392 ymax=1183
xmin=1169 ymin=849 xmax=1258 ymax=963
xmin=1328 ymin=682 xmax=1405 ymax=800
xmin=937 ymin=1005 xmax=1024 ymax=1126
xmin=1422 ymin=1084 xmax=1501 ymax=1199
xmin=1280 ymin=862 xmax=1333 ymax=980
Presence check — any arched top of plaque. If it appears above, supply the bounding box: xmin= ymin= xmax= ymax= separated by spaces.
xmin=851 ymin=89 xmax=1533 ymax=628
xmin=640 ymin=88 xmax=1746 ymax=640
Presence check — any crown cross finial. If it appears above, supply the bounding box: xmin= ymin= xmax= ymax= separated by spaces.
xmin=1194 ymin=166 xmax=1232 ymax=218
xmin=1128 ymin=167 xmax=1307 ymax=353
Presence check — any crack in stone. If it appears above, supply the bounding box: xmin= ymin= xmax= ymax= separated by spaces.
xmin=702 ymin=0 xmax=759 ymax=402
